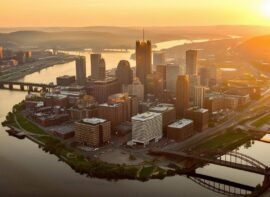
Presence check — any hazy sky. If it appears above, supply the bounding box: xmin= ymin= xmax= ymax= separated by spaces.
xmin=1 ymin=0 xmax=270 ymax=27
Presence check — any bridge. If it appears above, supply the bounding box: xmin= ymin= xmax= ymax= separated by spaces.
xmin=187 ymin=172 xmax=255 ymax=196
xmin=150 ymin=150 xmax=270 ymax=176
xmin=0 ymin=81 xmax=56 ymax=92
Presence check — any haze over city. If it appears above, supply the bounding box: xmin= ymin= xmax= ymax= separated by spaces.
xmin=2 ymin=1 xmax=270 ymax=197
xmin=1 ymin=0 xmax=270 ymax=27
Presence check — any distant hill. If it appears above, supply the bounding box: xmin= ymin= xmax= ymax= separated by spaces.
xmin=1 ymin=26 xmax=270 ymax=51
xmin=0 ymin=26 xmax=240 ymax=50
xmin=237 ymin=35 xmax=270 ymax=61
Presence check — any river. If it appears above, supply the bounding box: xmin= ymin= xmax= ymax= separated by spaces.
xmin=1 ymin=38 xmax=269 ymax=197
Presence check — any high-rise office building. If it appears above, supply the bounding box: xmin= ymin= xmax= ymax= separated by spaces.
xmin=199 ymin=67 xmax=210 ymax=87
xmin=189 ymin=74 xmax=201 ymax=101
xmin=98 ymin=58 xmax=106 ymax=80
xmin=194 ymin=86 xmax=206 ymax=108
xmin=91 ymin=54 xmax=106 ymax=80
xmin=89 ymin=78 xmax=121 ymax=103
xmin=122 ymin=77 xmax=144 ymax=101
xmin=0 ymin=47 xmax=3 ymax=60
xmin=153 ymin=52 xmax=165 ymax=70
xmin=156 ymin=65 xmax=167 ymax=83
xmin=176 ymin=75 xmax=189 ymax=118
xmin=186 ymin=50 xmax=198 ymax=75
xmin=75 ymin=56 xmax=87 ymax=86
xmin=136 ymin=40 xmax=152 ymax=85
xmin=146 ymin=65 xmax=167 ymax=99
xmin=115 ymin=60 xmax=133 ymax=86
xmin=98 ymin=93 xmax=137 ymax=132
xmin=149 ymin=103 xmax=176 ymax=135
xmin=166 ymin=64 xmax=180 ymax=94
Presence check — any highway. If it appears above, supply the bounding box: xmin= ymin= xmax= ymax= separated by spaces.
xmin=164 ymin=88 xmax=270 ymax=151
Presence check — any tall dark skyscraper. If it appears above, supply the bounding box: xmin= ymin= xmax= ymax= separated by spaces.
xmin=76 ymin=56 xmax=87 ymax=85
xmin=136 ymin=40 xmax=152 ymax=85
xmin=115 ymin=60 xmax=133 ymax=85
xmin=176 ymin=75 xmax=189 ymax=118
xmin=91 ymin=54 xmax=106 ymax=80
xmin=186 ymin=50 xmax=198 ymax=75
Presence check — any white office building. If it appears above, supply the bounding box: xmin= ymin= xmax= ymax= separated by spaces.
xmin=131 ymin=112 xmax=162 ymax=146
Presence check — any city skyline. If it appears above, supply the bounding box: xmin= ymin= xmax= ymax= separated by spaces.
xmin=2 ymin=1 xmax=270 ymax=196
xmin=1 ymin=0 xmax=270 ymax=27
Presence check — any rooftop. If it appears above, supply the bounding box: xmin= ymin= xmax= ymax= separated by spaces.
xmin=132 ymin=111 xmax=161 ymax=121
xmin=149 ymin=103 xmax=174 ymax=112
xmin=45 ymin=93 xmax=67 ymax=99
xmin=99 ymin=103 xmax=120 ymax=108
xmin=168 ymin=119 xmax=193 ymax=129
xmin=188 ymin=107 xmax=209 ymax=113
xmin=194 ymin=108 xmax=209 ymax=113
xmin=59 ymin=91 xmax=83 ymax=97
xmin=57 ymin=75 xmax=75 ymax=79
xmin=81 ymin=118 xmax=107 ymax=125
xmin=93 ymin=77 xmax=117 ymax=84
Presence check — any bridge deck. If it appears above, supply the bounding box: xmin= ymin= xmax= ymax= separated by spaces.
xmin=150 ymin=150 xmax=270 ymax=176
xmin=0 ymin=81 xmax=56 ymax=89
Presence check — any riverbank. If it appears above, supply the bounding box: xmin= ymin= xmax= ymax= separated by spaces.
xmin=2 ymin=102 xmax=180 ymax=181
xmin=0 ymin=54 xmax=76 ymax=82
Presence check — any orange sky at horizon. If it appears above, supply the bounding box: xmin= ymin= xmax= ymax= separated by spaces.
xmin=1 ymin=0 xmax=270 ymax=27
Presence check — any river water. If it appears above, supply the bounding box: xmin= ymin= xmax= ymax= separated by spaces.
xmin=1 ymin=38 xmax=269 ymax=197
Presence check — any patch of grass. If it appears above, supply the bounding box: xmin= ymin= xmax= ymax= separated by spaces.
xmin=194 ymin=131 xmax=248 ymax=152
xmin=252 ymin=113 xmax=270 ymax=128
xmin=15 ymin=112 xmax=45 ymax=135
xmin=37 ymin=136 xmax=60 ymax=144
xmin=139 ymin=166 xmax=155 ymax=179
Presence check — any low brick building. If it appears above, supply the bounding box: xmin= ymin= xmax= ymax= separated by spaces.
xmin=167 ymin=119 xmax=194 ymax=142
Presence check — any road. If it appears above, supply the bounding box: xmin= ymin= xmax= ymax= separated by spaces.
xmin=163 ymin=88 xmax=270 ymax=151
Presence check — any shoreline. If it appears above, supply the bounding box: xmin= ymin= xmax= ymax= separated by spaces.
xmin=1 ymin=103 xmax=262 ymax=183
xmin=2 ymin=107 xmax=179 ymax=181
xmin=0 ymin=55 xmax=76 ymax=82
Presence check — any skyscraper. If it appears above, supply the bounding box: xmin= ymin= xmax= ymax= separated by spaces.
xmin=91 ymin=54 xmax=106 ymax=80
xmin=146 ymin=65 xmax=167 ymax=100
xmin=166 ymin=64 xmax=180 ymax=94
xmin=176 ymin=75 xmax=189 ymax=118
xmin=76 ymin=56 xmax=87 ymax=86
xmin=122 ymin=77 xmax=144 ymax=101
xmin=98 ymin=58 xmax=106 ymax=80
xmin=189 ymin=74 xmax=201 ymax=101
xmin=199 ymin=67 xmax=210 ymax=87
xmin=194 ymin=86 xmax=206 ymax=108
xmin=153 ymin=52 xmax=165 ymax=70
xmin=115 ymin=60 xmax=133 ymax=86
xmin=136 ymin=40 xmax=152 ymax=85
xmin=186 ymin=50 xmax=198 ymax=75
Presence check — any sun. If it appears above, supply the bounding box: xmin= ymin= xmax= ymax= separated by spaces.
xmin=261 ymin=0 xmax=270 ymax=17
